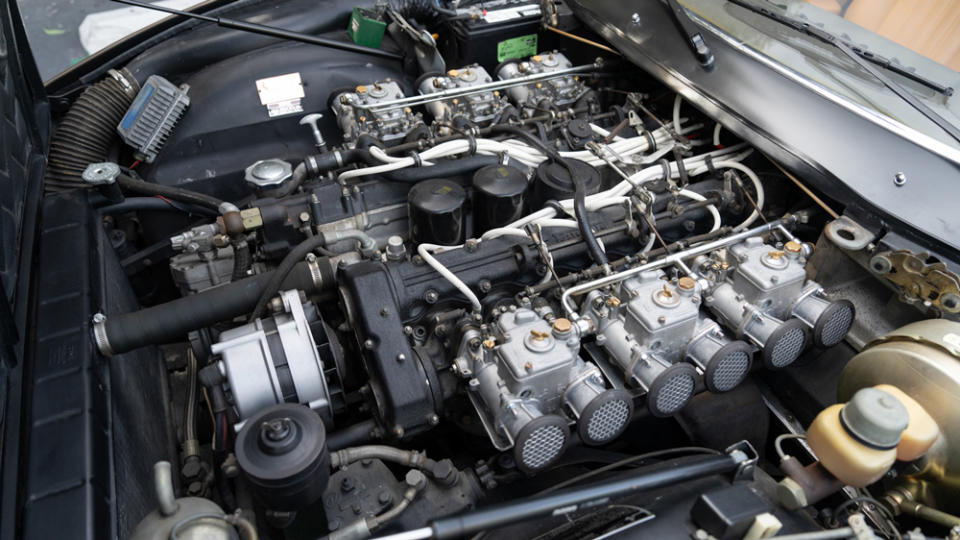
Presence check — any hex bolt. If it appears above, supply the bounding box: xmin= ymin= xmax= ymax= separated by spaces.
xmin=425 ymin=290 xmax=439 ymax=303
xmin=893 ymin=172 xmax=907 ymax=186
xmin=299 ymin=113 xmax=327 ymax=152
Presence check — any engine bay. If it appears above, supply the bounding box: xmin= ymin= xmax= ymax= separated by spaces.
xmin=31 ymin=3 xmax=960 ymax=539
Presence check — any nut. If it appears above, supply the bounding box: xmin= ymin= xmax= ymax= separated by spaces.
xmin=677 ymin=277 xmax=696 ymax=290
xmin=784 ymin=241 xmax=802 ymax=254
xmin=552 ymin=318 xmax=572 ymax=333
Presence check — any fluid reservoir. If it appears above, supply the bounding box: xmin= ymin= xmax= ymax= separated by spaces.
xmin=472 ymin=164 xmax=528 ymax=234
xmin=806 ymin=387 xmax=908 ymax=487
xmin=408 ymin=178 xmax=467 ymax=246
xmin=530 ymin=158 xmax=601 ymax=211
xmin=873 ymin=384 xmax=939 ymax=462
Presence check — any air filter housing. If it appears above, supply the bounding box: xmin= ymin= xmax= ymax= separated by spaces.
xmin=564 ymin=369 xmax=633 ymax=446
xmin=791 ymin=294 xmax=855 ymax=348
xmin=513 ymin=415 xmax=570 ymax=473
xmin=646 ymin=363 xmax=698 ymax=417
xmin=686 ymin=322 xmax=754 ymax=393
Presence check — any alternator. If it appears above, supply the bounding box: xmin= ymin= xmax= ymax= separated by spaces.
xmin=212 ymin=290 xmax=342 ymax=426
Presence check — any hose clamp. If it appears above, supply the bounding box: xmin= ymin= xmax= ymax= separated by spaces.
xmin=92 ymin=312 xmax=115 ymax=356
xmin=307 ymin=257 xmax=325 ymax=291
xmin=107 ymin=69 xmax=139 ymax=99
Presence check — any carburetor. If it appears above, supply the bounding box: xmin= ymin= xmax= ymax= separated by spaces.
xmin=584 ymin=271 xmax=754 ymax=417
xmin=496 ymin=51 xmax=592 ymax=116
xmin=330 ymin=80 xmax=426 ymax=145
xmin=701 ymin=238 xmax=854 ymax=369
xmin=417 ymin=65 xmax=511 ymax=126
xmin=455 ymin=307 xmax=633 ymax=473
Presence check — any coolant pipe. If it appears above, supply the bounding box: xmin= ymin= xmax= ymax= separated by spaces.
xmin=93 ymin=259 xmax=333 ymax=356
xmin=375 ymin=450 xmax=747 ymax=540
xmin=561 ymin=217 xmax=794 ymax=318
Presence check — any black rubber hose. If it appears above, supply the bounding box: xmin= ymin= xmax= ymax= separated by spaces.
xmin=96 ymin=260 xmax=333 ymax=356
xmin=248 ymin=235 xmax=332 ymax=322
xmin=117 ymin=173 xmax=226 ymax=211
xmin=327 ymin=419 xmax=378 ymax=451
xmin=44 ymin=71 xmax=139 ymax=192
xmin=489 ymin=125 xmax=609 ymax=267
xmin=231 ymin=240 xmax=252 ymax=281
xmin=99 ymin=197 xmax=219 ymax=216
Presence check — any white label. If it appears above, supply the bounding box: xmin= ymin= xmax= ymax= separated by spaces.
xmin=944 ymin=332 xmax=960 ymax=351
xmin=484 ymin=5 xmax=541 ymax=23
xmin=256 ymin=73 xmax=306 ymax=117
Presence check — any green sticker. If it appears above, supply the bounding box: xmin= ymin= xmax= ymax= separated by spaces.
xmin=497 ymin=34 xmax=538 ymax=62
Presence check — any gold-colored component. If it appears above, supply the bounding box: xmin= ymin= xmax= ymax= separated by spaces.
xmin=531 ymin=55 xmax=542 ymax=62
xmin=839 ymin=320 xmax=960 ymax=514
xmin=784 ymin=241 xmax=803 ymax=254
xmin=530 ymin=329 xmax=550 ymax=341
xmin=356 ymin=85 xmax=368 ymax=94
xmin=767 ymin=250 xmax=786 ymax=259
xmin=878 ymin=250 xmax=960 ymax=313
xmin=524 ymin=361 xmax=533 ymax=371
xmin=535 ymin=82 xmax=543 ymax=89
xmin=677 ymin=277 xmax=696 ymax=290
xmin=553 ymin=318 xmax=572 ymax=333
xmin=493 ymin=90 xmax=500 ymax=97
xmin=239 ymin=208 xmax=263 ymax=230
xmin=447 ymin=69 xmax=460 ymax=77
xmin=483 ymin=339 xmax=496 ymax=349
xmin=721 ymin=262 xmax=730 ymax=270
xmin=661 ymin=284 xmax=674 ymax=298
xmin=359 ymin=116 xmax=367 ymax=123
xmin=404 ymin=107 xmax=412 ymax=114
xmin=543 ymin=26 xmax=621 ymax=56
xmin=452 ymin=98 xmax=459 ymax=105
xmin=605 ymin=297 xmax=621 ymax=308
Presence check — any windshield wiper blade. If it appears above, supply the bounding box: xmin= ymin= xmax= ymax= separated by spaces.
xmin=728 ymin=0 xmax=952 ymax=96
xmin=665 ymin=0 xmax=715 ymax=70
xmin=728 ymin=0 xmax=960 ymax=144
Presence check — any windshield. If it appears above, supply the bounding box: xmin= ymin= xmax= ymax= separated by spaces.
xmin=680 ymin=0 xmax=960 ymax=149
xmin=18 ymin=0 xmax=204 ymax=81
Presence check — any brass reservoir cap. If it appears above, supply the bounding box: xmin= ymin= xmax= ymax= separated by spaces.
xmin=356 ymin=85 xmax=368 ymax=94
xmin=677 ymin=277 xmax=696 ymax=290
xmin=553 ymin=318 xmax=572 ymax=334
xmin=531 ymin=55 xmax=543 ymax=62
xmin=447 ymin=69 xmax=460 ymax=77
xmin=785 ymin=241 xmax=803 ymax=254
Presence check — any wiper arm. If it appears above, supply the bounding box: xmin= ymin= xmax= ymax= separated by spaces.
xmin=728 ymin=0 xmax=960 ymax=144
xmin=665 ymin=0 xmax=715 ymax=70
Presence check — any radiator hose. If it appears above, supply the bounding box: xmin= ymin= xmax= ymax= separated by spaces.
xmin=45 ymin=69 xmax=140 ymax=191
xmin=93 ymin=258 xmax=335 ymax=356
